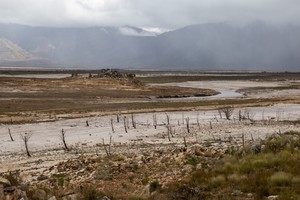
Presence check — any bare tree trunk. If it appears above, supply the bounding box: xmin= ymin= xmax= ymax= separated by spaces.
xmin=166 ymin=125 xmax=171 ymax=142
xmin=238 ymin=110 xmax=242 ymax=121
xmin=60 ymin=128 xmax=69 ymax=151
xmin=242 ymin=133 xmax=245 ymax=148
xmin=117 ymin=114 xmax=120 ymax=123
xmin=186 ymin=118 xmax=190 ymax=133
xmin=214 ymin=115 xmax=219 ymax=122
xmin=209 ymin=121 xmax=213 ymax=129
xmin=131 ymin=114 xmax=136 ymax=129
xmin=166 ymin=113 xmax=170 ymax=125
xmin=218 ymin=109 xmax=223 ymax=119
xmin=196 ymin=113 xmax=201 ymax=129
xmin=222 ymin=107 xmax=234 ymax=120
xmin=103 ymin=136 xmax=112 ymax=157
xmin=153 ymin=114 xmax=157 ymax=129
xmin=109 ymin=136 xmax=112 ymax=156
xmin=86 ymin=120 xmax=89 ymax=127
xmin=126 ymin=116 xmax=130 ymax=129
xmin=21 ymin=133 xmax=32 ymax=157
xmin=8 ymin=128 xmax=14 ymax=141
xmin=123 ymin=116 xmax=128 ymax=133
xmin=183 ymin=137 xmax=187 ymax=148
xmin=196 ymin=118 xmax=200 ymax=129
xmin=25 ymin=140 xmax=30 ymax=157
xmin=111 ymin=118 xmax=115 ymax=133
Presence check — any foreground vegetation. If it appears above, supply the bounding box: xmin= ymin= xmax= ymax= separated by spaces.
xmin=2 ymin=131 xmax=299 ymax=200
xmin=152 ymin=131 xmax=300 ymax=200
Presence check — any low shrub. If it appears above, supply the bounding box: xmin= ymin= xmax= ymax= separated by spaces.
xmin=269 ymin=172 xmax=293 ymax=186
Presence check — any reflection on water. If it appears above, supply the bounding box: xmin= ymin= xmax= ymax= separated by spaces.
xmin=212 ymin=91 xmax=244 ymax=98
xmin=160 ymin=90 xmax=243 ymax=100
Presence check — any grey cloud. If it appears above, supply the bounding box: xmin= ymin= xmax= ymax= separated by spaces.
xmin=0 ymin=0 xmax=299 ymax=28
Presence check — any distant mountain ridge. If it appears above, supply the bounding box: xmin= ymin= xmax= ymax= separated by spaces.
xmin=0 ymin=37 xmax=49 ymax=66
xmin=0 ymin=37 xmax=37 ymax=61
xmin=0 ymin=22 xmax=299 ymax=71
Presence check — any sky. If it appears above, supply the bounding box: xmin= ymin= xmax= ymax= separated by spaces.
xmin=0 ymin=0 xmax=299 ymax=29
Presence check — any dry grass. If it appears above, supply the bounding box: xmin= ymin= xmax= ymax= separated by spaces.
xmin=153 ymin=131 xmax=300 ymax=199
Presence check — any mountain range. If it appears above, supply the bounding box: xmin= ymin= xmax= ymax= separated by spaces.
xmin=0 ymin=22 xmax=299 ymax=71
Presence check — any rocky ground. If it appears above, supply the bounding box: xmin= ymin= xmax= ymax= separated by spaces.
xmin=1 ymin=73 xmax=300 ymax=199
xmin=0 ymin=103 xmax=300 ymax=199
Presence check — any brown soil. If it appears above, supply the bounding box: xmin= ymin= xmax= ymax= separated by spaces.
xmin=0 ymin=76 xmax=218 ymax=123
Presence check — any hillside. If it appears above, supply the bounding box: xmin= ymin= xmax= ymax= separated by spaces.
xmin=0 ymin=38 xmax=37 ymax=61
xmin=0 ymin=37 xmax=49 ymax=66
xmin=0 ymin=22 xmax=300 ymax=71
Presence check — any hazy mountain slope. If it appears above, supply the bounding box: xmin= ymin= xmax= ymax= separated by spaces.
xmin=0 ymin=38 xmax=37 ymax=61
xmin=0 ymin=37 xmax=50 ymax=66
xmin=154 ymin=22 xmax=300 ymax=70
xmin=0 ymin=22 xmax=299 ymax=71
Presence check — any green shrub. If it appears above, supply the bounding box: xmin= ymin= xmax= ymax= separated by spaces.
xmin=227 ymin=173 xmax=246 ymax=182
xmin=141 ymin=176 xmax=149 ymax=185
xmin=149 ymin=180 xmax=161 ymax=193
xmin=269 ymin=172 xmax=292 ymax=186
xmin=186 ymin=157 xmax=198 ymax=166
xmin=78 ymin=185 xmax=104 ymax=200
xmin=116 ymin=157 xmax=125 ymax=161
xmin=3 ymin=172 xmax=20 ymax=186
xmin=210 ymin=175 xmax=226 ymax=188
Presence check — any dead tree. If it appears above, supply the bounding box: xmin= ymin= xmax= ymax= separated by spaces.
xmin=131 ymin=114 xmax=136 ymax=129
xmin=183 ymin=137 xmax=187 ymax=148
xmin=60 ymin=128 xmax=69 ymax=151
xmin=246 ymin=110 xmax=256 ymax=122
xmin=218 ymin=109 xmax=223 ymax=119
xmin=238 ymin=110 xmax=242 ymax=121
xmin=8 ymin=128 xmax=14 ymax=141
xmin=103 ymin=136 xmax=112 ymax=157
xmin=166 ymin=125 xmax=171 ymax=142
xmin=185 ymin=118 xmax=190 ymax=133
xmin=196 ymin=113 xmax=200 ymax=129
xmin=209 ymin=121 xmax=213 ymax=129
xmin=126 ymin=116 xmax=130 ymax=129
xmin=86 ymin=120 xmax=89 ymax=127
xmin=214 ymin=115 xmax=219 ymax=122
xmin=116 ymin=114 xmax=120 ymax=123
xmin=166 ymin=113 xmax=170 ymax=125
xmin=21 ymin=133 xmax=32 ymax=157
xmin=242 ymin=133 xmax=245 ymax=147
xmin=110 ymin=118 xmax=115 ymax=133
xmin=153 ymin=114 xmax=157 ymax=129
xmin=123 ymin=116 xmax=128 ymax=133
xmin=221 ymin=107 xmax=234 ymax=120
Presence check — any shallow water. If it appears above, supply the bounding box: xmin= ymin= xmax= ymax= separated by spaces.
xmin=211 ymin=90 xmax=244 ymax=98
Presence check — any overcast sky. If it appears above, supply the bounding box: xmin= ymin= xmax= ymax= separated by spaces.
xmin=0 ymin=0 xmax=299 ymax=29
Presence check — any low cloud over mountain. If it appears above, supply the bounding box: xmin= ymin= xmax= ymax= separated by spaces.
xmin=0 ymin=22 xmax=299 ymax=71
